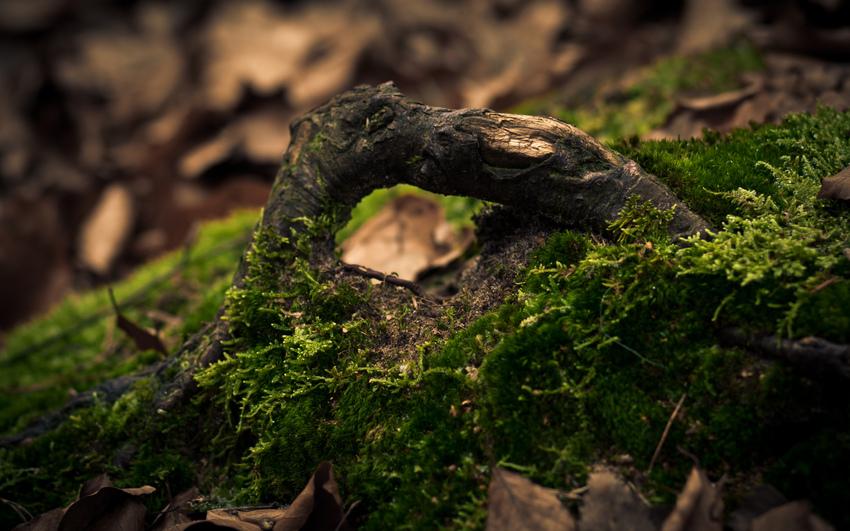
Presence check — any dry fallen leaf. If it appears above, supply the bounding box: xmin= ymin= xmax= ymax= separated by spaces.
xmin=661 ymin=467 xmax=723 ymax=531
xmin=818 ymin=165 xmax=850 ymax=202
xmin=341 ymin=195 xmax=473 ymax=281
xmin=751 ymin=501 xmax=834 ymax=531
xmin=201 ymin=1 xmax=376 ymax=111
xmin=175 ymin=462 xmax=346 ymax=531
xmin=56 ymin=4 xmax=184 ymax=123
xmin=179 ymin=108 xmax=292 ymax=179
xmin=13 ymin=474 xmax=155 ymax=531
xmin=728 ymin=484 xmax=787 ymax=531
xmin=486 ymin=467 xmax=575 ymax=531
xmin=676 ymin=0 xmax=752 ymax=55
xmin=108 ymin=287 xmax=167 ymax=356
xmin=151 ymin=487 xmax=202 ymax=531
xmin=579 ymin=468 xmax=654 ymax=531
xmin=78 ymin=184 xmax=135 ymax=275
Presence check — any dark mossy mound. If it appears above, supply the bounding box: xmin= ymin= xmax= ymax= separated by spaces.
xmin=3 ymin=104 xmax=850 ymax=529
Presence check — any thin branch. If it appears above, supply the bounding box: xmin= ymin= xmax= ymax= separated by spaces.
xmin=338 ymin=262 xmax=427 ymax=298
xmin=720 ymin=328 xmax=850 ymax=381
xmin=648 ymin=393 xmax=687 ymax=474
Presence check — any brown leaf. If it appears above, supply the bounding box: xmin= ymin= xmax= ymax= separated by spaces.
xmin=728 ymin=484 xmax=786 ymax=531
xmin=579 ymin=468 xmax=654 ymax=531
xmin=12 ymin=508 xmax=64 ymax=531
xmin=13 ymin=475 xmax=155 ymax=531
xmin=201 ymin=1 xmax=376 ymax=111
xmin=179 ymin=108 xmax=292 ymax=179
xmin=56 ymin=4 xmax=184 ymax=123
xmin=818 ymin=166 xmax=850 ymax=202
xmin=485 ymin=467 xmax=575 ymax=531
xmin=341 ymin=195 xmax=472 ymax=281
xmin=274 ymin=461 xmax=346 ymax=531
xmin=78 ymin=184 xmax=135 ymax=275
xmin=203 ymin=508 xmax=285 ymax=531
xmin=108 ymin=287 xmax=167 ymax=355
xmin=751 ymin=501 xmax=834 ymax=531
xmin=676 ymin=0 xmax=752 ymax=55
xmin=175 ymin=462 xmax=346 ymax=531
xmin=151 ymin=487 xmax=202 ymax=531
xmin=661 ymin=467 xmax=723 ymax=531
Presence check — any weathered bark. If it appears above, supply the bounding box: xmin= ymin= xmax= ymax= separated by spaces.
xmin=263 ymin=82 xmax=709 ymax=258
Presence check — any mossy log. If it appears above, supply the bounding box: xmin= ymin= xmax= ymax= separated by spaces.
xmin=5 ymin=83 xmax=712 ymax=444
xmin=264 ymin=82 xmax=708 ymax=256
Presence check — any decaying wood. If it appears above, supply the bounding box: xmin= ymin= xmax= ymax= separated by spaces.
xmin=262 ymin=82 xmax=708 ymax=260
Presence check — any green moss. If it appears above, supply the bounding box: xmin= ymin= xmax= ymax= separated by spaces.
xmin=3 ymin=104 xmax=850 ymax=529
xmin=0 ymin=209 xmax=258 ymax=435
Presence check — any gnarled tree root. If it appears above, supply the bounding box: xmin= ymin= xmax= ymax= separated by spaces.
xmin=3 ymin=83 xmax=711 ymax=446
xmin=262 ymin=82 xmax=708 ymax=254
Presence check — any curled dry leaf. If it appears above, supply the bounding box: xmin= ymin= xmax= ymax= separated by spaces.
xmin=151 ymin=487 xmax=202 ymax=531
xmin=13 ymin=474 xmax=155 ymax=531
xmin=201 ymin=1 xmax=377 ymax=111
xmin=174 ymin=462 xmax=346 ymax=531
xmin=818 ymin=165 xmax=850 ymax=202
xmin=179 ymin=108 xmax=292 ymax=179
xmin=661 ymin=467 xmax=723 ymax=531
xmin=108 ymin=287 xmax=168 ymax=356
xmin=751 ymin=501 xmax=834 ymax=531
xmin=578 ymin=468 xmax=654 ymax=531
xmin=341 ymin=195 xmax=473 ymax=282
xmin=486 ymin=467 xmax=575 ymax=531
xmin=56 ymin=4 xmax=184 ymax=123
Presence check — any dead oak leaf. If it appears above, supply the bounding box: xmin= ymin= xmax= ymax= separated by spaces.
xmin=173 ymin=462 xmax=346 ymax=531
xmin=751 ymin=501 xmax=834 ymax=531
xmin=486 ymin=467 xmax=575 ymax=531
xmin=13 ymin=474 xmax=155 ymax=531
xmin=108 ymin=287 xmax=167 ymax=356
xmin=341 ymin=195 xmax=472 ymax=282
xmin=661 ymin=467 xmax=724 ymax=531
xmin=579 ymin=468 xmax=654 ymax=531
xmin=818 ymin=165 xmax=850 ymax=202
xmin=56 ymin=4 xmax=184 ymax=123
xmin=201 ymin=1 xmax=377 ymax=111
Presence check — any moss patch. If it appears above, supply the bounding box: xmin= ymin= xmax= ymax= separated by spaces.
xmin=2 ymin=111 xmax=850 ymax=529
xmin=0 ymin=209 xmax=258 ymax=435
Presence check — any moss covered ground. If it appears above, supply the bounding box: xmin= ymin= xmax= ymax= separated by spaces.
xmin=2 ymin=46 xmax=850 ymax=529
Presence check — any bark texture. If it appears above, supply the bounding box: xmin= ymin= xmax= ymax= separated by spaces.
xmin=263 ymin=82 xmax=709 ymax=256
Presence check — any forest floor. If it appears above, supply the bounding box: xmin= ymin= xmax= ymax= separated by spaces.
xmin=2 ymin=2 xmax=850 ymax=530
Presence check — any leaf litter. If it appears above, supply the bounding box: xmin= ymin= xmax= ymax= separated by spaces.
xmin=485 ymin=466 xmax=834 ymax=531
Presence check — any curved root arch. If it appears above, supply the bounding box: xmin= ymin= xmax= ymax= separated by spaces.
xmin=262 ymin=83 xmax=708 ymax=261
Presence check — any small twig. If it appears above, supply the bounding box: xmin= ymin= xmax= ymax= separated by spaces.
xmin=339 ymin=262 xmax=427 ymax=297
xmin=334 ymin=500 xmax=360 ymax=531
xmin=1 ymin=496 xmax=33 ymax=523
xmin=647 ymin=393 xmax=687 ymax=474
xmin=720 ymin=328 xmax=850 ymax=381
